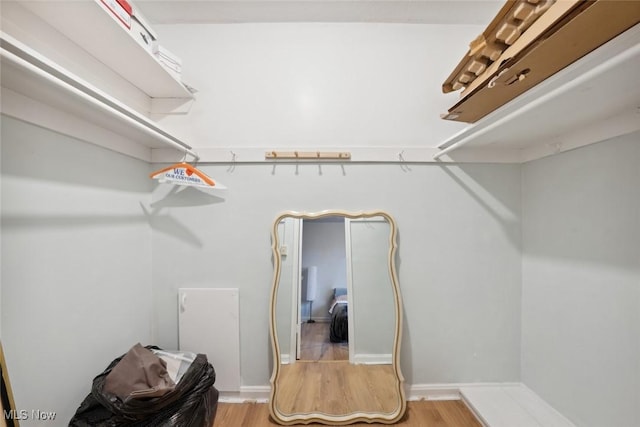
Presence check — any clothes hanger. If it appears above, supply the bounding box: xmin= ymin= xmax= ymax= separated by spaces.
xmin=149 ymin=151 xmax=226 ymax=189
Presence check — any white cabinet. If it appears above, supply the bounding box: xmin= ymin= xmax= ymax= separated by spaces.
xmin=178 ymin=288 xmax=241 ymax=392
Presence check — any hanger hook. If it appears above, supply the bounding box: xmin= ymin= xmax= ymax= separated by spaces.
xmin=398 ymin=150 xmax=411 ymax=172
xmin=227 ymin=151 xmax=237 ymax=173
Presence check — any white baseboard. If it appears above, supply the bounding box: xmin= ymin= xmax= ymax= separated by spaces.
xmin=353 ymin=353 xmax=392 ymax=365
xmin=217 ymin=380 xmax=575 ymax=427
xmin=407 ymin=383 xmax=461 ymax=401
xmin=406 ymin=382 xmax=522 ymax=401
xmin=219 ymin=386 xmax=270 ymax=403
xmin=218 ymin=382 xmax=522 ymax=404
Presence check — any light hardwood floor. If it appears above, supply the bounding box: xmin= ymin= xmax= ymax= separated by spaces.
xmin=274 ymin=361 xmax=400 ymax=415
xmin=213 ymin=400 xmax=482 ymax=426
xmin=300 ymin=322 xmax=348 ymax=361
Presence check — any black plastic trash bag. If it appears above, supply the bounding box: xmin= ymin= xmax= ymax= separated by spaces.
xmin=70 ymin=346 xmax=218 ymax=427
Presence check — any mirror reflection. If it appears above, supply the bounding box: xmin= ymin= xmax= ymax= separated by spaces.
xmin=269 ymin=211 xmax=405 ymax=425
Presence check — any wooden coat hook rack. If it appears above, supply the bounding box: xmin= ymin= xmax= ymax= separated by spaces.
xmin=265 ymin=151 xmax=351 ymax=160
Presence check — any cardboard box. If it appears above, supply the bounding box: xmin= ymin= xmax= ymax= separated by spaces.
xmin=442 ymin=0 xmax=558 ymax=94
xmin=442 ymin=0 xmax=640 ymax=123
xmin=456 ymin=0 xmax=582 ymax=98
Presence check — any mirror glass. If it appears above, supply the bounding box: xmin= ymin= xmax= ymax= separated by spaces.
xmin=269 ymin=210 xmax=405 ymax=425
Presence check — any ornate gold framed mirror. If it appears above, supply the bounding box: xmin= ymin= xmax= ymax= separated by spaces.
xmin=268 ymin=210 xmax=405 ymax=425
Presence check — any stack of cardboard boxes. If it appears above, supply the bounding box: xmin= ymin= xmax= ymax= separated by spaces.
xmin=441 ymin=0 xmax=640 ymax=123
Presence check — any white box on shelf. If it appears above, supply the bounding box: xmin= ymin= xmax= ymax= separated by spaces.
xmin=130 ymin=6 xmax=157 ymax=54
xmin=98 ymin=0 xmax=132 ymax=29
xmin=158 ymin=58 xmax=182 ymax=80
xmin=153 ymin=44 xmax=183 ymax=80
xmin=17 ymin=0 xmax=194 ymax=99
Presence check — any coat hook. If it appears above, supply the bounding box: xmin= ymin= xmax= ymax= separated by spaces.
xmin=227 ymin=150 xmax=237 ymax=172
xmin=398 ymin=150 xmax=411 ymax=172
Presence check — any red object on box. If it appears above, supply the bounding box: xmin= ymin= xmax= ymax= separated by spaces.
xmin=116 ymin=0 xmax=132 ymax=16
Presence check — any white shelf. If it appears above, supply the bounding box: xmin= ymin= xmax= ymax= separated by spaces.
xmin=460 ymin=385 xmax=575 ymax=427
xmin=0 ymin=32 xmax=197 ymax=162
xmin=18 ymin=0 xmax=193 ymax=100
xmin=434 ymin=23 xmax=640 ymax=163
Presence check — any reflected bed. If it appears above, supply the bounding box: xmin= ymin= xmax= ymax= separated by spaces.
xmin=329 ymin=288 xmax=348 ymax=343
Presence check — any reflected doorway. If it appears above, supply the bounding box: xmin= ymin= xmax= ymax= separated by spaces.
xmin=298 ymin=216 xmax=350 ymax=362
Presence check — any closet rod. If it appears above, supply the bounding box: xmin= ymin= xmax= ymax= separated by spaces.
xmin=433 ymin=30 xmax=640 ymax=160
xmin=0 ymin=34 xmax=199 ymax=160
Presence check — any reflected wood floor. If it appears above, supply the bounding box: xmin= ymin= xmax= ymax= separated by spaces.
xmin=274 ymin=361 xmax=399 ymax=415
xmin=300 ymin=322 xmax=348 ymax=361
xmin=213 ymin=400 xmax=482 ymax=426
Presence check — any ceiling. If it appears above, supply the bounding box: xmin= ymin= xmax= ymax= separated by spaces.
xmin=135 ymin=0 xmax=505 ymax=25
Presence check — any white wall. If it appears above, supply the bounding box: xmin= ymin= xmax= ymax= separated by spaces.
xmin=148 ymin=21 xmax=521 ymax=389
xmin=152 ymin=23 xmax=477 ymax=150
xmin=150 ymin=161 xmax=522 ymax=388
xmin=521 ymin=133 xmax=640 ymax=427
xmin=0 ymin=116 xmax=153 ymax=425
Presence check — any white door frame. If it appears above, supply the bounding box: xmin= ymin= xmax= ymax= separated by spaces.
xmin=344 ymin=218 xmax=355 ymax=363
xmin=288 ymin=218 xmax=303 ymax=362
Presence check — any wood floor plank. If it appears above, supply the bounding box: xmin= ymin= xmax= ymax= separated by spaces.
xmin=274 ymin=362 xmax=400 ymax=415
xmin=433 ymin=400 xmax=483 ymax=426
xmin=213 ymin=400 xmax=482 ymax=426
xmin=300 ymin=322 xmax=348 ymax=361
